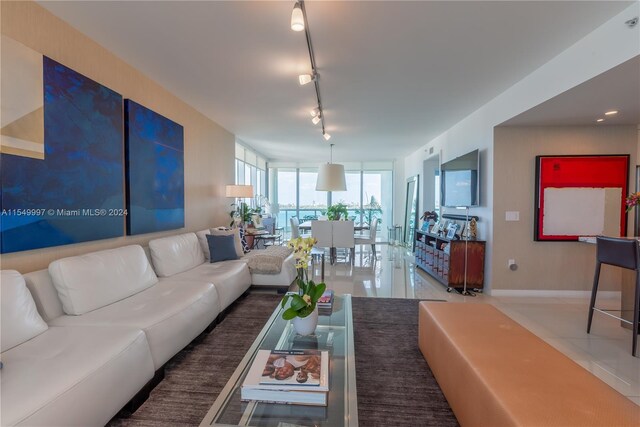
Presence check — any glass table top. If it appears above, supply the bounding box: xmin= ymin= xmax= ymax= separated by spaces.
xmin=200 ymin=294 xmax=358 ymax=427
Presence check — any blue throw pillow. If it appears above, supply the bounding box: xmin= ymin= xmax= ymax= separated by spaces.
xmin=207 ymin=234 xmax=239 ymax=263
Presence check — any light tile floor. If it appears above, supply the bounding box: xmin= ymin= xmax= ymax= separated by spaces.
xmin=309 ymin=243 xmax=640 ymax=405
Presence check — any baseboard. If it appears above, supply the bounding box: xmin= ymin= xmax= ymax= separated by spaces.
xmin=489 ymin=290 xmax=621 ymax=299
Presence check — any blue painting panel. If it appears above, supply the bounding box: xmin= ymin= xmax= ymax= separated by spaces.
xmin=125 ymin=100 xmax=184 ymax=235
xmin=0 ymin=57 xmax=124 ymax=253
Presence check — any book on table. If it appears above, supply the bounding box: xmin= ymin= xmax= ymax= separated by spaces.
xmin=241 ymin=349 xmax=329 ymax=406
xmin=317 ymin=290 xmax=334 ymax=308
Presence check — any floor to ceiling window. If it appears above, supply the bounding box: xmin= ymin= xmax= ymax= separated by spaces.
xmin=269 ymin=162 xmax=393 ymax=235
xmin=235 ymin=142 xmax=267 ymax=201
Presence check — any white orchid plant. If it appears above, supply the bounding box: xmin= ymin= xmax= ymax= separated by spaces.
xmin=281 ymin=237 xmax=327 ymax=320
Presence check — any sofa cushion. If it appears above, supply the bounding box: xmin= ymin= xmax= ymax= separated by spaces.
xmin=1 ymin=270 xmax=48 ymax=352
xmin=24 ymin=269 xmax=65 ymax=322
xmin=149 ymin=232 xmax=205 ymax=277
xmin=207 ymin=234 xmax=240 ymax=262
xmin=210 ymin=227 xmax=244 ymax=257
xmin=195 ymin=229 xmax=212 ymax=260
xmin=165 ymin=260 xmax=251 ymax=311
xmin=1 ymin=325 xmax=154 ymax=427
xmin=48 ymin=245 xmax=158 ymax=315
xmin=50 ymin=280 xmax=220 ymax=369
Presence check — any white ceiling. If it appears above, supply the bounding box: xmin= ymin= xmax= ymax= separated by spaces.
xmin=39 ymin=1 xmax=633 ymax=162
xmin=501 ymin=55 xmax=640 ymax=126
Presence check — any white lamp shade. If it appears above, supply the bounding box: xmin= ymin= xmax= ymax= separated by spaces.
xmin=225 ymin=184 xmax=254 ymax=198
xmin=291 ymin=3 xmax=304 ymax=31
xmin=316 ymin=163 xmax=346 ymax=191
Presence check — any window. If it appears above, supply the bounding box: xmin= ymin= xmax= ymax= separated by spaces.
xmin=269 ymin=162 xmax=393 ymax=235
xmin=234 ymin=142 xmax=267 ymax=201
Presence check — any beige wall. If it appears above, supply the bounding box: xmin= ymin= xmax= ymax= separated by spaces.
xmin=492 ymin=125 xmax=637 ymax=291
xmin=1 ymin=1 xmax=235 ymax=273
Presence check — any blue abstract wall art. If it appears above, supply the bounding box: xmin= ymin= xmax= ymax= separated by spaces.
xmin=125 ymin=100 xmax=184 ymax=235
xmin=0 ymin=57 xmax=124 ymax=253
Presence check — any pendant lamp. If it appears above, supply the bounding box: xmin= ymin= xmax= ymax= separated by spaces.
xmin=316 ymin=144 xmax=346 ymax=191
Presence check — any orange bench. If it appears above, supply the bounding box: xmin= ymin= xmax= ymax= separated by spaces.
xmin=419 ymin=302 xmax=640 ymax=427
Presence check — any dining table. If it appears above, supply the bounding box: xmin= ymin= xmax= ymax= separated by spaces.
xmin=298 ymin=220 xmax=370 ymax=231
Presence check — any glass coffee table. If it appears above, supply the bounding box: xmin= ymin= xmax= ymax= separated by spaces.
xmin=200 ymin=294 xmax=358 ymax=427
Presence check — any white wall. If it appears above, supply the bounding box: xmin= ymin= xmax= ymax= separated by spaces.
xmin=404 ymin=3 xmax=640 ymax=293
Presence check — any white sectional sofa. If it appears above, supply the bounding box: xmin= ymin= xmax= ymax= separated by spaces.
xmin=1 ymin=230 xmax=295 ymax=426
xmin=1 ymin=269 xmax=155 ymax=427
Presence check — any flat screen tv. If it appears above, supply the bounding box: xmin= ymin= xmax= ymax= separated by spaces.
xmin=441 ymin=149 xmax=479 ymax=208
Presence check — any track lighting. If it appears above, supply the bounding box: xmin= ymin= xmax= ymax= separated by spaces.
xmin=291 ymin=2 xmax=304 ymax=32
xmin=293 ymin=1 xmax=333 ymax=141
xmin=298 ymin=74 xmax=315 ymax=85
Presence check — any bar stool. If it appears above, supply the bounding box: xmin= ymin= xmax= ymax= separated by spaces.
xmin=587 ymin=236 xmax=640 ymax=357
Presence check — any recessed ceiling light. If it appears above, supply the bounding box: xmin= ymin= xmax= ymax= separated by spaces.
xmin=596 ymin=118 xmax=605 ymax=122
xmin=605 ymin=110 xmax=618 ymax=116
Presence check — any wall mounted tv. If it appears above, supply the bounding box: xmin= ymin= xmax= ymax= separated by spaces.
xmin=440 ymin=149 xmax=479 ymax=208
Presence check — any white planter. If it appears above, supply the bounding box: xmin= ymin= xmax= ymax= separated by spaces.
xmin=292 ymin=307 xmax=318 ymax=336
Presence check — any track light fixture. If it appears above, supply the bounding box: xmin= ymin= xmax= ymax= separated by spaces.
xmin=298 ymin=73 xmax=315 ymax=86
xmin=293 ymin=0 xmax=333 ymax=141
xmin=291 ymin=2 xmax=304 ymax=32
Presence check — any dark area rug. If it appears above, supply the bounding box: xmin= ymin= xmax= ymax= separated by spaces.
xmin=352 ymin=297 xmax=458 ymax=427
xmin=109 ymin=294 xmax=458 ymax=427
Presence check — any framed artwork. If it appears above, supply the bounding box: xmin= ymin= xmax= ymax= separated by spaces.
xmin=446 ymin=223 xmax=459 ymax=239
xmin=534 ymin=155 xmax=629 ymax=241
xmin=125 ymin=100 xmax=184 ymax=235
xmin=1 ymin=56 xmax=124 ymax=253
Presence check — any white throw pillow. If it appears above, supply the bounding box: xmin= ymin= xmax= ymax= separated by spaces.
xmin=1 ymin=270 xmax=48 ymax=352
xmin=49 ymin=245 xmax=158 ymax=315
xmin=149 ymin=232 xmax=205 ymax=277
xmin=195 ymin=229 xmax=212 ymax=261
xmin=210 ymin=227 xmax=244 ymax=258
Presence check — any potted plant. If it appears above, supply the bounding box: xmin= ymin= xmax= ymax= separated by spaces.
xmin=325 ymin=203 xmax=349 ymax=221
xmin=281 ymin=237 xmax=327 ymax=335
xmin=626 ymin=192 xmax=640 ymax=212
xmin=229 ymin=201 xmax=254 ymax=227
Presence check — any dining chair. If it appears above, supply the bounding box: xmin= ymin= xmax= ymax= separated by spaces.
xmin=290 ymin=217 xmax=300 ymax=239
xmin=587 ymin=236 xmax=640 ymax=357
xmin=311 ymin=220 xmax=333 ymax=264
xmin=355 ymin=218 xmax=379 ymax=260
xmin=333 ymin=220 xmax=355 ymax=265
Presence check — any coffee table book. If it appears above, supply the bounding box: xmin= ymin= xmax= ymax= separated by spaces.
xmin=241 ymin=349 xmax=329 ymax=406
xmin=317 ymin=290 xmax=334 ymax=309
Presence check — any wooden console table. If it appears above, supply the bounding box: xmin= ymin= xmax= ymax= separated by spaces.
xmin=414 ymin=230 xmax=485 ymax=290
